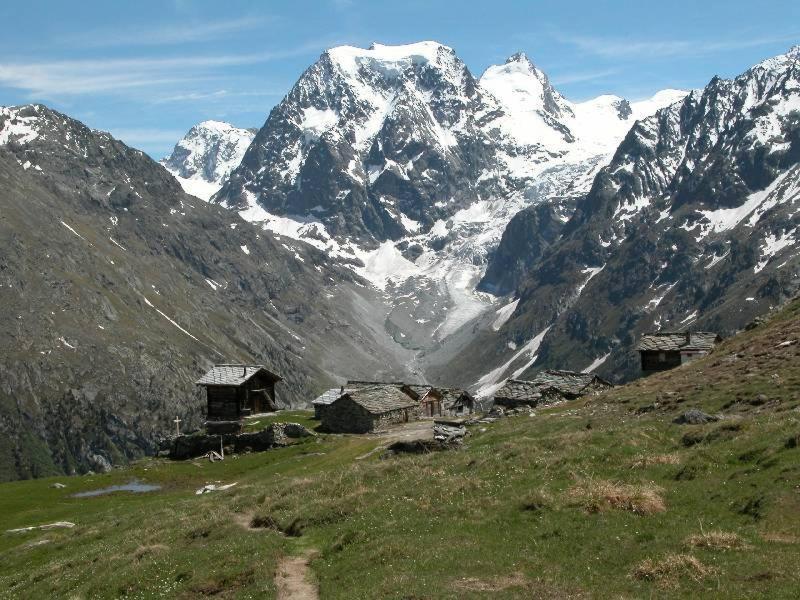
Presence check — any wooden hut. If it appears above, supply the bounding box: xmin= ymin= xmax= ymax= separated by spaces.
xmin=636 ymin=331 xmax=721 ymax=374
xmin=402 ymin=384 xmax=444 ymax=417
xmin=321 ymin=385 xmax=421 ymax=433
xmin=196 ymin=364 xmax=282 ymax=424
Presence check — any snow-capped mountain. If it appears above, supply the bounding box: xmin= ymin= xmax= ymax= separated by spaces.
xmin=216 ymin=41 xmax=501 ymax=245
xmin=161 ymin=120 xmax=255 ymax=200
xmin=209 ymin=42 xmax=685 ymax=355
xmin=460 ymin=45 xmax=800 ymax=395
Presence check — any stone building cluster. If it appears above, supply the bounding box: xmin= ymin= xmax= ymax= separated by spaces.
xmin=493 ymin=370 xmax=613 ymax=409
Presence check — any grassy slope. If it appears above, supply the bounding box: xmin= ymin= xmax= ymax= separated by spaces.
xmin=1 ymin=302 xmax=799 ymax=598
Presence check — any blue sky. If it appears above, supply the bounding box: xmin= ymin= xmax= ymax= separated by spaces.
xmin=1 ymin=0 xmax=797 ymax=158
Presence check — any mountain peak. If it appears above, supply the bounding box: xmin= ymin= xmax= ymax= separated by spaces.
xmin=480 ymin=52 xmax=569 ymax=124
xmin=753 ymin=44 xmax=800 ymax=73
xmin=506 ymin=51 xmax=530 ymax=63
xmin=161 ymin=121 xmax=255 ymax=200
xmin=326 ymin=41 xmax=455 ymax=72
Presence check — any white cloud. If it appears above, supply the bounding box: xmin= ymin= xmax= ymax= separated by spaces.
xmin=61 ymin=16 xmax=274 ymax=48
xmin=554 ymin=32 xmax=800 ymax=60
xmin=0 ymin=42 xmax=324 ymax=98
xmin=550 ymin=68 xmax=619 ymax=86
xmin=151 ymin=88 xmax=283 ymax=104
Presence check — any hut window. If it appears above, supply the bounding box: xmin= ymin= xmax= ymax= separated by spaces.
xmin=658 ymin=352 xmax=666 ymax=362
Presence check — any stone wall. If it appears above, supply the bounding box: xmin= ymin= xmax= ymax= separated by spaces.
xmin=321 ymin=399 xmax=423 ymax=433
xmin=166 ymin=422 xmax=314 ymax=460
xmin=321 ymin=398 xmax=374 ymax=433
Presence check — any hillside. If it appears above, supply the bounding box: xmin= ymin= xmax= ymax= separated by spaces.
xmin=1 ymin=296 xmax=798 ymax=598
xmin=0 ymin=105 xmax=414 ymax=482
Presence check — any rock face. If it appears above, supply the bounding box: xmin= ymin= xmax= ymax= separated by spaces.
xmin=459 ymin=45 xmax=800 ymax=395
xmin=161 ymin=121 xmax=255 ymax=200
xmin=0 ymin=104 xmax=416 ymax=481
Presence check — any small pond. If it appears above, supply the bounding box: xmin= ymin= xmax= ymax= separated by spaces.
xmin=72 ymin=480 xmax=161 ymax=498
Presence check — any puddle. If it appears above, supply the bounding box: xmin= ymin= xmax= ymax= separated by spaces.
xmin=72 ymin=479 xmax=161 ymax=498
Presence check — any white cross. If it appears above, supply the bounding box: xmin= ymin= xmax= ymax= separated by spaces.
xmin=173 ymin=416 xmax=182 ymax=436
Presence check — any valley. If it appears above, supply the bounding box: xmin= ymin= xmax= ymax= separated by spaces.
xmin=1 ymin=42 xmax=799 ymax=484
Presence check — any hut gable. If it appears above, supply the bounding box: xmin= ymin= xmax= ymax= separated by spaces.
xmin=311 ymin=387 xmax=343 ymax=419
xmin=196 ymin=364 xmax=282 ymax=422
xmin=403 ymin=384 xmax=435 ymax=401
xmin=439 ymin=387 xmax=476 ymax=416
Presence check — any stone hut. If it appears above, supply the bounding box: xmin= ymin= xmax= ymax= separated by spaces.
xmin=636 ymin=331 xmax=721 ymax=374
xmin=493 ymin=379 xmax=543 ymax=408
xmin=531 ymin=369 xmax=613 ymax=400
xmin=493 ymin=370 xmax=612 ymax=408
xmin=321 ymin=385 xmax=421 ymax=433
xmin=196 ymin=364 xmax=282 ymax=425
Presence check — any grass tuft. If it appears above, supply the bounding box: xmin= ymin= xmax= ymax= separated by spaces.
xmin=630 ymin=453 xmax=681 ymax=468
xmin=685 ymin=530 xmax=750 ymax=551
xmin=568 ymin=479 xmax=666 ymax=515
xmin=133 ymin=544 xmax=168 ymax=560
xmin=631 ymin=553 xmax=716 ymax=588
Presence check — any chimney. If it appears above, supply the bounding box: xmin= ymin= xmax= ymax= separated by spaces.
xmin=340 ymin=385 xmax=345 ymax=393
xmin=243 ymin=366 xmax=246 ymax=377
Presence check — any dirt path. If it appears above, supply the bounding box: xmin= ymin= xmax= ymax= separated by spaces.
xmin=276 ymin=550 xmax=319 ymax=600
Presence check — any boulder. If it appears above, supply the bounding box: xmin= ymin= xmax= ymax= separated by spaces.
xmin=673 ymin=409 xmax=719 ymax=425
xmin=87 ymin=453 xmax=112 ymax=473
xmin=284 ymin=423 xmax=316 ymax=438
xmin=433 ymin=423 xmax=467 ymax=443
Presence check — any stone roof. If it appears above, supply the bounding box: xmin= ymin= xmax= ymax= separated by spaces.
xmin=403 ymin=384 xmax=434 ymax=401
xmin=347 ymin=380 xmax=405 ymax=387
xmin=531 ymin=369 xmax=612 ymax=396
xmin=493 ymin=379 xmax=542 ymax=403
xmin=311 ymin=388 xmax=343 ymax=406
xmin=340 ymin=385 xmax=418 ymax=415
xmin=636 ymin=331 xmax=720 ymax=352
xmin=196 ymin=364 xmax=282 ymax=386
xmin=439 ymin=387 xmax=474 ymax=409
